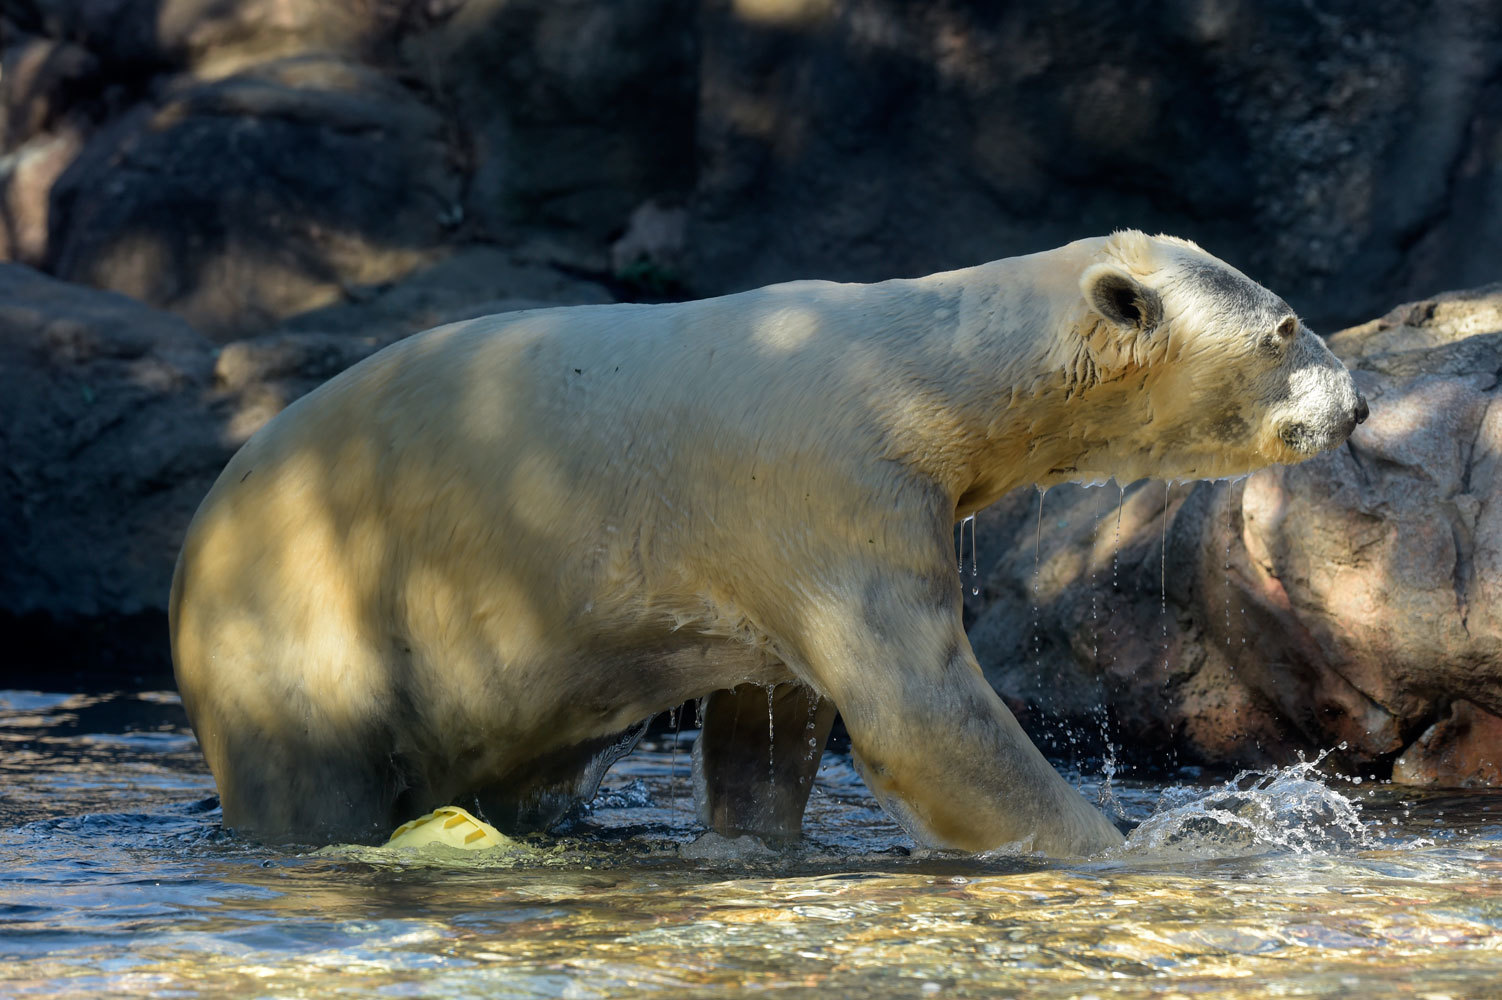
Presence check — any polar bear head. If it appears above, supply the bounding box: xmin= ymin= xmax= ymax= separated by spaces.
xmin=1059 ymin=231 xmax=1367 ymax=484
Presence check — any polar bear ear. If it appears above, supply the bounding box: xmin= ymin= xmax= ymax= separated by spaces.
xmin=1081 ymin=264 xmax=1163 ymax=334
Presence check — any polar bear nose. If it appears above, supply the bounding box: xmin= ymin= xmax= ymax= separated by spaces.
xmin=1354 ymin=394 xmax=1369 ymax=424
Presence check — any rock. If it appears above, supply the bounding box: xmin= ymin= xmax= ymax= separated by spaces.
xmin=8 ymin=0 xmax=416 ymax=76
xmin=398 ymin=0 xmax=697 ymax=266
xmin=0 ymin=265 xmax=349 ymax=683
xmin=969 ymin=285 xmax=1502 ymax=786
xmin=0 ymin=32 xmax=99 ymax=265
xmin=690 ymin=0 xmax=1502 ymax=332
xmin=13 ymin=1 xmax=1502 ymax=335
xmin=1 ymin=34 xmax=100 ymax=148
xmin=610 ymin=201 xmax=690 ymax=298
xmin=1392 ymin=700 xmax=1502 ymax=787
xmin=46 ymin=55 xmax=462 ymax=339
xmin=0 ymin=263 xmax=219 ymax=682
xmin=0 ymin=127 xmax=84 ymax=266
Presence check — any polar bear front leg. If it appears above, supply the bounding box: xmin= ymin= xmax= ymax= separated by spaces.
xmin=798 ymin=569 xmax=1125 ymax=858
xmin=691 ymin=681 xmax=837 ymax=841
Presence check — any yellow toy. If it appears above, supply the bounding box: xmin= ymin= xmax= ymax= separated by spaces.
xmin=385 ymin=806 xmax=510 ymax=850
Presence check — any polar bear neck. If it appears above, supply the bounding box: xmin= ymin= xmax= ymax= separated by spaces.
xmin=862 ymin=238 xmax=1170 ymax=517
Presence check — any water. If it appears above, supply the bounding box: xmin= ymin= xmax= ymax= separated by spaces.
xmin=958 ymin=513 xmax=979 ymax=596
xmin=5 ymin=691 xmax=1502 ymax=998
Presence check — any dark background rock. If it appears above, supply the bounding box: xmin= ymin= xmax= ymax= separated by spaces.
xmin=6 ymin=1 xmax=1502 ymax=337
xmin=0 ymin=246 xmax=607 ymax=684
xmin=687 ymin=0 xmax=1502 ymax=332
xmin=4 ymin=0 xmax=418 ymax=76
xmin=397 ymin=0 xmax=699 ymax=270
xmin=45 ymin=55 xmax=462 ymax=339
xmin=0 ymin=264 xmax=218 ymax=682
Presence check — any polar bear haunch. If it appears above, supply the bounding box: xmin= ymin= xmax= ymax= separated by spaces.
xmin=169 ymin=232 xmax=1366 ymax=856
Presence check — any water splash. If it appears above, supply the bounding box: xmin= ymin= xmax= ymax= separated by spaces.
xmin=1089 ymin=485 xmax=1102 ymax=668
xmin=966 ymin=514 xmax=978 ymax=596
xmin=1086 ymin=484 xmax=1119 ymax=785
xmin=1095 ymin=744 xmax=1124 ymax=822
xmin=1109 ymin=482 xmax=1124 ymax=602
xmin=1119 ymin=748 xmax=1373 ymax=860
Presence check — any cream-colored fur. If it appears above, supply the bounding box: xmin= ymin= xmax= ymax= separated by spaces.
xmin=170 ymin=232 xmax=1363 ymax=855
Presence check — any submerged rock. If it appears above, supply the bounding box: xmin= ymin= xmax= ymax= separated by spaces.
xmin=972 ymin=285 xmax=1502 ymax=787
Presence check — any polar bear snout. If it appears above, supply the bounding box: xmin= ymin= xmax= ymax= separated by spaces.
xmin=1256 ymin=319 xmax=1370 ymax=460
xmin=1269 ymin=364 xmax=1366 ymax=458
xmin=1338 ymin=392 xmax=1370 ymax=438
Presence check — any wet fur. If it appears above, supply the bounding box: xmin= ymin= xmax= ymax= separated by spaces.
xmin=170 ymin=232 xmax=1363 ymax=854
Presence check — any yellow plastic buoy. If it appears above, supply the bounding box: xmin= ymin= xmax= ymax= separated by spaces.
xmin=385 ymin=806 xmax=509 ymax=850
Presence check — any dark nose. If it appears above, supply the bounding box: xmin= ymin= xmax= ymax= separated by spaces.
xmin=1354 ymin=394 xmax=1369 ymax=424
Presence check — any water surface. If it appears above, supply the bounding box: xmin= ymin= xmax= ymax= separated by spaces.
xmin=3 ymin=689 xmax=1501 ymax=998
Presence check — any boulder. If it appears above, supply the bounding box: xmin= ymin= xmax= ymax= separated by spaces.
xmin=969 ymin=285 xmax=1502 ymax=787
xmin=6 ymin=0 xmax=418 ymax=76
xmin=45 ymin=55 xmax=462 ymax=339
xmin=273 ymin=245 xmax=613 ymax=343
xmin=1 ymin=33 xmax=100 ymax=148
xmin=0 ymin=264 xmax=219 ymax=682
xmin=0 ymin=32 xmax=99 ymax=265
xmin=0 ymin=127 xmax=84 ymax=266
xmin=690 ymin=0 xmax=1502 ymax=332
xmin=1392 ymin=700 xmax=1502 ymax=788
xmin=11 ymin=1 xmax=1502 ymax=335
xmin=398 ymin=0 xmax=697 ymax=270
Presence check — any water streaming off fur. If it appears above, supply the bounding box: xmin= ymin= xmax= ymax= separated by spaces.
xmin=1031 ymin=482 xmax=1132 ymax=761
xmin=766 ymin=684 xmax=776 ymax=786
xmin=5 ymin=690 xmax=1502 ymax=998
xmin=957 ymin=513 xmax=979 ymax=596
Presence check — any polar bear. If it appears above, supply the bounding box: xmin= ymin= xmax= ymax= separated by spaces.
xmin=169 ymin=231 xmax=1366 ymax=856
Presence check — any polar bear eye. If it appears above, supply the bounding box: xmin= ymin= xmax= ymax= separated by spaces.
xmin=1275 ymin=316 xmax=1298 ymax=340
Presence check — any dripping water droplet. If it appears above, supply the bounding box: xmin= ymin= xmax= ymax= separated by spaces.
xmin=957 ymin=514 xmax=967 ymax=573
xmin=767 ymin=685 xmax=775 ymax=788
xmin=668 ymin=705 xmax=681 ymax=814
xmin=1160 ymin=483 xmax=1171 ymax=678
xmin=967 ymin=514 xmax=979 ymax=596
xmin=1225 ymin=485 xmax=1234 ymax=646
xmin=802 ymin=687 xmax=819 ymax=763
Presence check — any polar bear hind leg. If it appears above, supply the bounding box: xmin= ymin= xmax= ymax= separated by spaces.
xmin=692 ymin=681 xmax=837 ymax=841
